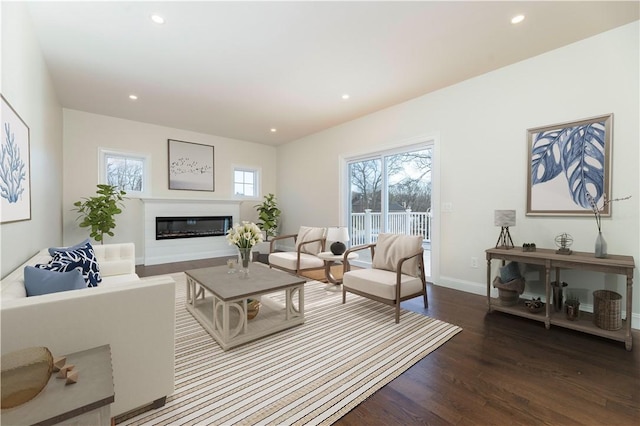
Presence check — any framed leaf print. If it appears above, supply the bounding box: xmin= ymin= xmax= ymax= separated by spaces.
xmin=527 ymin=114 xmax=612 ymax=216
xmin=1 ymin=95 xmax=31 ymax=223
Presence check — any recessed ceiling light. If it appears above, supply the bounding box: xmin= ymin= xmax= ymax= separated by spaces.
xmin=270 ymin=128 xmax=277 ymax=133
xmin=151 ymin=14 xmax=165 ymax=24
xmin=511 ymin=15 xmax=525 ymax=24
xmin=341 ymin=94 xmax=350 ymax=100
xmin=129 ymin=94 xmax=138 ymax=100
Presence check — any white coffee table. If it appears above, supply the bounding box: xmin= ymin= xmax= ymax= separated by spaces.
xmin=185 ymin=264 xmax=305 ymax=350
xmin=317 ymin=251 xmax=359 ymax=290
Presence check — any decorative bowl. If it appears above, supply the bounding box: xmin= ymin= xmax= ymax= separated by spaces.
xmin=1 ymin=346 xmax=53 ymax=409
xmin=525 ymin=298 xmax=544 ymax=313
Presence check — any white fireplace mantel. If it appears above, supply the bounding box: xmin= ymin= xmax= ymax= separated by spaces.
xmin=140 ymin=197 xmax=243 ymax=205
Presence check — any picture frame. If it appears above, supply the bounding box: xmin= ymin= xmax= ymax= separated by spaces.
xmin=526 ymin=114 xmax=612 ymax=216
xmin=1 ymin=94 xmax=31 ymax=223
xmin=168 ymin=139 xmax=215 ymax=191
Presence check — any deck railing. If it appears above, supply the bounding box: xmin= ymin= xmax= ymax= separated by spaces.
xmin=350 ymin=209 xmax=431 ymax=246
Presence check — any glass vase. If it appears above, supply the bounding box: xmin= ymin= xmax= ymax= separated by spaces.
xmin=238 ymin=247 xmax=252 ymax=277
xmin=595 ymin=231 xmax=607 ymax=258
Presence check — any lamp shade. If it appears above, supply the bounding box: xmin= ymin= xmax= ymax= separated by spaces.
xmin=494 ymin=210 xmax=516 ymax=227
xmin=326 ymin=227 xmax=349 ymax=243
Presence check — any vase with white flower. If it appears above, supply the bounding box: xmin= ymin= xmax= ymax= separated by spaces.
xmin=226 ymin=221 xmax=264 ymax=276
xmin=585 ymin=193 xmax=631 ymax=258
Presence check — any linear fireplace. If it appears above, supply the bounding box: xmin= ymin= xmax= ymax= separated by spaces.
xmin=156 ymin=216 xmax=232 ymax=240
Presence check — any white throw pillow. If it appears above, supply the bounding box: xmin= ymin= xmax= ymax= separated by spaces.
xmin=372 ymin=233 xmax=423 ymax=277
xmin=295 ymin=226 xmax=325 ymax=255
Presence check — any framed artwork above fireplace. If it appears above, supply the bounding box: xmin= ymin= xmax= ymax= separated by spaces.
xmin=168 ymin=139 xmax=214 ymax=191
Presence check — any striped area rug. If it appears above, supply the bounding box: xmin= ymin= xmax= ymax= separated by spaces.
xmin=120 ymin=273 xmax=461 ymax=426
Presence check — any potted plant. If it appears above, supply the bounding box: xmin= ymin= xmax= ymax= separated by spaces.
xmin=73 ymin=184 xmax=126 ymax=244
xmin=254 ymin=193 xmax=281 ymax=241
xmin=564 ymin=293 xmax=580 ymax=321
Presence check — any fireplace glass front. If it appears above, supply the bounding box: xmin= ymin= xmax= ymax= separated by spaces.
xmin=155 ymin=216 xmax=232 ymax=240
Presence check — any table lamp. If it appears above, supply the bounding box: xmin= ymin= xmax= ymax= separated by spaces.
xmin=494 ymin=210 xmax=515 ymax=249
xmin=326 ymin=227 xmax=349 ymax=255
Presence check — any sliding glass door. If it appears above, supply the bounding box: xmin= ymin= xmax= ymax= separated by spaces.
xmin=347 ymin=144 xmax=433 ymax=273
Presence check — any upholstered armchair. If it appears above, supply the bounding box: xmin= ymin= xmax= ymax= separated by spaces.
xmin=342 ymin=233 xmax=427 ymax=323
xmin=268 ymin=226 xmax=326 ymax=276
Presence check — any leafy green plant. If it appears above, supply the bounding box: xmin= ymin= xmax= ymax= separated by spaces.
xmin=254 ymin=193 xmax=281 ymax=240
xmin=73 ymin=184 xmax=126 ymax=244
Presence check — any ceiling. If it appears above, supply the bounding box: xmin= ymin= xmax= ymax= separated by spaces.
xmin=25 ymin=1 xmax=639 ymax=146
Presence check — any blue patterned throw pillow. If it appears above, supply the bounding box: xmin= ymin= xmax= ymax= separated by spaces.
xmin=47 ymin=238 xmax=91 ymax=256
xmin=38 ymin=243 xmax=102 ymax=287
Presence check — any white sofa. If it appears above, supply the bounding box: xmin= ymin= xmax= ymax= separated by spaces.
xmin=0 ymin=243 xmax=176 ymax=417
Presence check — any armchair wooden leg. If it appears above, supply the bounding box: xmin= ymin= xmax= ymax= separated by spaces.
xmin=395 ymin=304 xmax=400 ymax=324
xmin=342 ymin=288 xmax=346 ymax=304
xmin=422 ymin=279 xmax=428 ymax=308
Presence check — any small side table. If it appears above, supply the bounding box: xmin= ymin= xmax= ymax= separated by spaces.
xmin=317 ymin=251 xmax=359 ymax=290
xmin=1 ymin=345 xmax=114 ymax=426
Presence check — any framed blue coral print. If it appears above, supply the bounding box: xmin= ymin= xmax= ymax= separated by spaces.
xmin=1 ymin=94 xmax=31 ymax=223
xmin=526 ymin=114 xmax=612 ymax=216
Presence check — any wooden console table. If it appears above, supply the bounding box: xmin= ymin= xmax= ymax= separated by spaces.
xmin=486 ymin=247 xmax=635 ymax=350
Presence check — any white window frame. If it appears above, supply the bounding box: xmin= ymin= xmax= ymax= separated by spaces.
xmin=98 ymin=148 xmax=151 ymax=198
xmin=232 ymin=166 xmax=260 ymax=199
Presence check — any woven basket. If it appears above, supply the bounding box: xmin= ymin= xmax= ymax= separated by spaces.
xmin=492 ymin=276 xmax=522 ymax=306
xmin=497 ymin=288 xmax=519 ymax=306
xmin=247 ymin=299 xmax=261 ymax=320
xmin=593 ymin=290 xmax=622 ymax=331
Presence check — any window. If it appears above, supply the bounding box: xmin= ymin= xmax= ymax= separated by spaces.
xmin=233 ymin=167 xmax=258 ymax=198
xmin=99 ymin=149 xmax=150 ymax=197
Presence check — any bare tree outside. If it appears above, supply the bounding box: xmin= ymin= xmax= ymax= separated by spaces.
xmin=387 ymin=149 xmax=432 ymax=212
xmin=106 ymin=156 xmax=143 ymax=192
xmin=350 ymin=159 xmax=383 ymax=212
xmin=350 ymin=148 xmax=431 ymax=213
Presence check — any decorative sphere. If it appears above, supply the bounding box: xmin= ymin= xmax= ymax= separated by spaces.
xmin=330 ymin=241 xmax=346 ymax=255
xmin=554 ymin=233 xmax=573 ymax=249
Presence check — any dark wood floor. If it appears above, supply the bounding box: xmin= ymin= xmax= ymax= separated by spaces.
xmin=137 ymin=258 xmax=640 ymax=426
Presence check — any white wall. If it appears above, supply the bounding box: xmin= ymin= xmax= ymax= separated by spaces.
xmin=0 ymin=2 xmax=63 ymax=278
xmin=62 ymin=110 xmax=277 ymax=262
xmin=277 ymin=22 xmax=640 ymax=325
